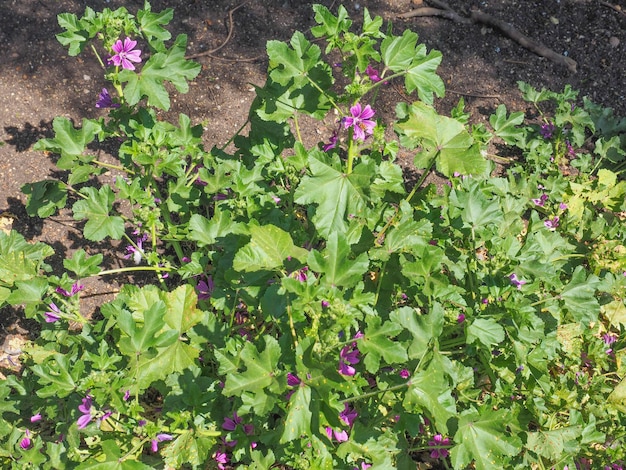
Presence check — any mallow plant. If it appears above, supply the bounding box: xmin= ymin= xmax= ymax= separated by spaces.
xmin=1 ymin=2 xmax=625 ymax=469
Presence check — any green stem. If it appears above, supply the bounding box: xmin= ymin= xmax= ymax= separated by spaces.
xmin=306 ymin=75 xmax=340 ymax=112
xmin=375 ymin=151 xmax=439 ymax=246
xmin=293 ymin=112 xmax=303 ymax=144
xmin=91 ymin=266 xmax=172 ymax=277
xmin=373 ymin=260 xmax=388 ymax=307
xmin=341 ymin=381 xmax=410 ymax=404
xmin=346 ymin=128 xmax=356 ymax=174
xmin=91 ymin=159 xmax=131 ymax=173
xmin=221 ymin=118 xmax=249 ymax=151
xmin=90 ymin=44 xmax=106 ymax=69
xmin=119 ymin=437 xmax=150 ymax=462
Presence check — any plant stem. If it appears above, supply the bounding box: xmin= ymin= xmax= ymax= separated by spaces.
xmin=293 ymin=112 xmax=303 ymax=144
xmin=90 ymin=44 xmax=106 ymax=69
xmin=91 ymin=159 xmax=130 ymax=173
xmin=341 ymin=381 xmax=410 ymax=403
xmin=375 ymin=151 xmax=439 ymax=246
xmin=92 ymin=266 xmax=172 ymax=277
xmin=346 ymin=128 xmax=356 ymax=174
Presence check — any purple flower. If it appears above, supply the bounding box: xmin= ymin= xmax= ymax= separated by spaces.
xmin=109 ymin=38 xmax=142 ymax=70
xmin=603 ymin=333 xmax=618 ymax=355
xmin=559 ymin=202 xmax=568 ymax=211
xmin=214 ymin=451 xmax=229 ymax=470
xmin=222 ymin=412 xmax=241 ymax=431
xmin=343 ymin=103 xmax=376 ymax=141
xmin=544 ymin=216 xmax=559 ymax=231
xmin=321 ymin=300 xmax=330 ymax=308
xmin=540 ymin=122 xmax=555 ymax=140
xmin=150 ymin=433 xmax=173 ymax=452
xmin=339 ymin=403 xmax=358 ymax=427
xmin=196 ymin=276 xmax=214 ymax=300
xmin=56 ymin=283 xmax=84 ymax=297
xmin=399 ymin=368 xmax=410 ymax=379
xmin=124 ymin=232 xmax=148 ymax=264
xmin=457 ymin=313 xmax=466 ymax=324
xmin=30 ymin=414 xmax=42 ymax=423
xmin=532 ymin=193 xmax=549 ymax=207
xmin=123 ymin=390 xmax=130 ymax=401
xmin=77 ymin=396 xmax=93 ymax=429
xmin=428 ymin=433 xmax=451 ymax=459
xmin=566 ymin=140 xmax=576 ymax=157
xmin=365 ymin=64 xmax=382 ymax=83
xmin=287 ymin=373 xmax=302 ymax=387
xmin=95 ymin=88 xmax=120 ymax=109
xmin=509 ymin=273 xmax=526 ymax=289
xmin=338 ymin=344 xmax=360 ymax=376
xmin=292 ymin=267 xmax=308 ymax=282
xmin=322 ymin=132 xmax=338 ymax=152
xmin=325 ymin=426 xmax=349 ymax=442
xmin=44 ymin=303 xmax=62 ymax=323
xmin=354 ymin=463 xmax=372 ymax=470
xmin=19 ymin=430 xmax=31 ymax=450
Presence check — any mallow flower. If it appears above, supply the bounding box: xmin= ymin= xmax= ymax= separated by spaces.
xmin=95 ymin=88 xmax=120 ymax=109
xmin=343 ymin=103 xmax=376 ymax=141
xmin=109 ymin=38 xmax=142 ymax=70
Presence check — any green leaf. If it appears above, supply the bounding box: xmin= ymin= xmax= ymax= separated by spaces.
xmin=72 ymin=186 xmax=125 ymax=241
xmin=451 ymin=408 xmax=521 ymax=470
xmin=163 ymin=284 xmax=203 ymax=333
xmin=395 ymin=102 xmax=488 ymax=177
xmin=56 ymin=13 xmax=89 ymax=56
xmin=188 ymin=210 xmax=246 ymax=246
xmin=391 ymin=304 xmax=444 ymax=360
xmin=267 ymin=31 xmax=322 ymax=87
xmin=234 ymin=224 xmax=309 ymax=272
xmin=311 ymin=4 xmax=351 ymax=39
xmin=489 ymin=104 xmax=525 ymax=145
xmin=63 ymin=249 xmax=103 ymax=277
xmin=6 ymin=278 xmax=48 ymax=305
xmin=223 ymin=336 xmax=281 ymax=397
xmin=0 ymin=230 xmax=53 ymax=287
xmin=120 ymin=34 xmax=200 ymax=110
xmin=280 ymin=385 xmax=312 ymax=443
xmin=136 ymin=340 xmax=200 ymax=389
xmin=33 ymin=117 xmax=101 ymax=169
xmin=603 ymin=300 xmax=626 ymax=328
xmin=450 ymin=183 xmax=504 ymax=229
xmin=403 ymin=362 xmax=456 ymax=433
xmin=307 ymin=232 xmax=369 ymax=288
xmin=560 ymin=266 xmax=600 ymax=323
xmin=76 ymin=440 xmax=153 ymax=469
xmin=138 ymin=4 xmax=173 ymax=52
xmin=32 ymin=353 xmax=82 ymax=398
xmin=117 ymin=301 xmax=171 ymax=355
xmin=381 ymin=30 xmax=444 ymax=104
xmin=467 ymin=318 xmax=505 ymax=347
xmin=294 ymin=150 xmax=373 ymax=237
xmin=359 ymin=315 xmax=408 ymax=372
xmin=21 ymin=180 xmax=68 ymax=217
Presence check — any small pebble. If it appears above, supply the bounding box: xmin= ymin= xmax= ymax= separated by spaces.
xmin=609 ymin=36 xmax=620 ymax=48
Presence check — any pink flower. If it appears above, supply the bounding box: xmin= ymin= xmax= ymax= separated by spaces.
xmin=532 ymin=193 xmax=548 ymax=207
xmin=399 ymin=368 xmax=410 ymax=379
xmin=544 ymin=216 xmax=559 ymax=231
xmin=19 ymin=430 xmax=31 ymax=450
xmin=56 ymin=283 xmax=84 ymax=297
xmin=77 ymin=396 xmax=93 ymax=429
xmin=365 ymin=64 xmax=382 ymax=83
xmin=325 ymin=426 xmax=349 ymax=442
xmin=197 ymin=276 xmax=214 ymax=300
xmin=338 ymin=345 xmax=360 ymax=376
xmin=428 ymin=433 xmax=451 ymax=459
xmin=343 ymin=103 xmax=376 ymax=141
xmin=109 ymin=38 xmax=142 ymax=70
xmin=222 ymin=412 xmax=242 ymax=431
xmin=323 ymin=132 xmax=338 ymax=152
xmin=214 ymin=451 xmax=229 ymax=470
xmin=287 ymin=373 xmax=302 ymax=387
xmin=150 ymin=433 xmax=173 ymax=452
xmin=509 ymin=273 xmax=526 ymax=289
xmin=44 ymin=303 xmax=62 ymax=323
xmin=30 ymin=413 xmax=42 ymax=423
xmin=339 ymin=403 xmax=358 ymax=427
xmin=95 ymin=88 xmax=120 ymax=109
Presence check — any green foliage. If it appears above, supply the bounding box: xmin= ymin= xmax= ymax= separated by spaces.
xmin=4 ymin=2 xmax=626 ymax=470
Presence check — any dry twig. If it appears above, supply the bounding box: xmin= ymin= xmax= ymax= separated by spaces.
xmin=397 ymin=1 xmax=578 ymax=73
xmin=186 ymin=0 xmax=252 ymax=60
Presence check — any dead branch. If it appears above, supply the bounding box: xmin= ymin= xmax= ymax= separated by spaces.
xmin=186 ymin=0 xmax=251 ymax=60
xmin=471 ymin=10 xmax=577 ymax=73
xmin=397 ymin=2 xmax=578 ymax=73
xmin=397 ymin=7 xmax=471 ymax=24
xmin=599 ymin=1 xmax=626 ymax=16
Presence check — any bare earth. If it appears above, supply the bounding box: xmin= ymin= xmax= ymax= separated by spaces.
xmin=0 ymin=0 xmax=624 ymax=333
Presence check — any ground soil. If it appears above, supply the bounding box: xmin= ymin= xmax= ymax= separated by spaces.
xmin=0 ymin=0 xmax=624 ymax=345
